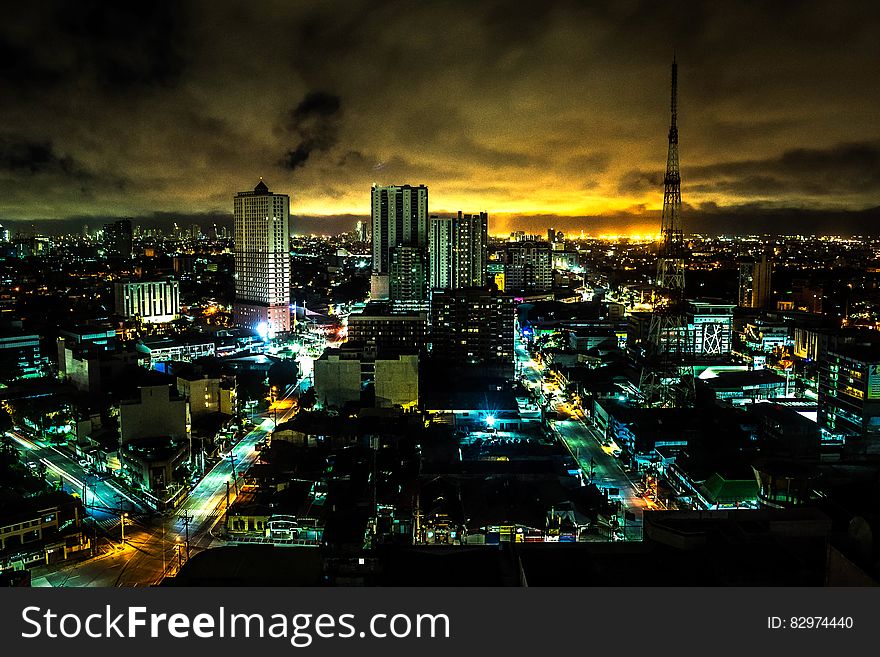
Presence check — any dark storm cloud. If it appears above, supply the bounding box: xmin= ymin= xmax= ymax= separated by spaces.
xmin=0 ymin=136 xmax=87 ymax=178
xmin=1 ymin=0 xmax=879 ymax=228
xmin=687 ymin=141 xmax=880 ymax=198
xmin=279 ymin=92 xmax=343 ymax=171
xmin=617 ymin=169 xmax=665 ymax=195
xmin=0 ymin=1 xmax=191 ymax=96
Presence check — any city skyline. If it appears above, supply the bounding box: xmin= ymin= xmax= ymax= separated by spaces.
xmin=1 ymin=2 xmax=879 ymax=237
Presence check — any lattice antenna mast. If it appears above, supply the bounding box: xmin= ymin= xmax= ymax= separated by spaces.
xmin=657 ymin=57 xmax=685 ymax=294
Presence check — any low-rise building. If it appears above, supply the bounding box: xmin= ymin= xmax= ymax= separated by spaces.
xmin=0 ymin=493 xmax=90 ymax=570
xmin=136 ymin=334 xmax=216 ymax=363
xmin=703 ymin=368 xmax=787 ymax=403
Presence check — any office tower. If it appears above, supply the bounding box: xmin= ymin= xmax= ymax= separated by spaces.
xmin=0 ymin=329 xmax=43 ymax=380
xmin=430 ymin=287 xmax=515 ymax=377
xmin=684 ymin=299 xmax=734 ymax=357
xmin=370 ymin=184 xmax=428 ymax=301
xmin=429 ymin=212 xmax=489 ymax=291
xmin=819 ymin=342 xmax=880 ymax=455
xmin=233 ymin=179 xmax=291 ymax=335
xmin=504 ymin=241 xmax=552 ymax=291
xmin=104 ymin=219 xmax=133 ymax=258
xmin=738 ymin=255 xmax=772 ymax=309
xmin=114 ymin=279 xmax=181 ymax=323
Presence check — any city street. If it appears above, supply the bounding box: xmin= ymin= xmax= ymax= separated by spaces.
xmin=514 ymin=331 xmax=646 ymax=539
xmin=7 ymin=431 xmax=147 ymax=520
xmin=552 ymin=419 xmax=647 ymax=537
xmin=30 ymin=423 xmax=270 ymax=587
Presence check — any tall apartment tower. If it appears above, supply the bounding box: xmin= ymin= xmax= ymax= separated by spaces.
xmin=370 ymin=184 xmax=428 ymax=303
xmin=429 ymin=215 xmax=453 ymax=290
xmin=429 ymin=211 xmax=488 ymax=290
xmin=504 ymin=241 xmax=552 ymax=291
xmin=738 ymin=254 xmax=772 ymax=309
xmin=233 ymin=179 xmax=291 ymax=335
xmin=104 ymin=219 xmax=133 ymax=259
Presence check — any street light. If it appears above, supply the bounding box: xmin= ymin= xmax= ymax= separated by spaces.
xmin=120 ymin=512 xmax=129 ymax=547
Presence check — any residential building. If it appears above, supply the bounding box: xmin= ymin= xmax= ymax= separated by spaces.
xmin=429 ymin=211 xmax=488 ymax=291
xmin=0 ymin=493 xmax=90 ymax=569
xmin=234 ymin=179 xmax=291 ymax=334
xmin=346 ymin=301 xmax=428 ymax=355
xmin=314 ymin=345 xmax=419 ymax=410
xmin=505 ymin=241 xmax=552 ymax=291
xmin=176 ymin=373 xmax=223 ymax=419
xmin=389 ymin=245 xmax=428 ymax=307
xmin=430 ymin=287 xmax=515 ymax=376
xmin=104 ymin=219 xmax=133 ymax=258
xmin=370 ymin=184 xmax=428 ymax=301
xmin=57 ymin=339 xmax=140 ymax=395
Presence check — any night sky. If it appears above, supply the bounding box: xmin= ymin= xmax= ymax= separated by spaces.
xmin=2 ymin=1 xmax=879 ymax=235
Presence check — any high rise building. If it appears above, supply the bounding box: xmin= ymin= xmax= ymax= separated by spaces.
xmin=233 ymin=179 xmax=291 ymax=335
xmin=115 ymin=279 xmax=181 ymax=324
xmin=429 ymin=215 xmax=453 ymax=290
xmin=370 ymin=184 xmax=428 ymax=302
xmin=453 ymin=211 xmax=488 ymax=289
xmin=504 ymin=241 xmax=552 ymax=291
xmin=354 ymin=220 xmax=368 ymax=243
xmin=818 ymin=341 xmax=880 ymax=455
xmin=346 ymin=301 xmax=428 ymax=355
xmin=429 ymin=211 xmax=488 ymax=291
xmin=738 ymin=255 xmax=772 ymax=309
xmin=430 ymin=287 xmax=515 ymax=377
xmin=389 ymin=245 xmax=428 ymax=307
xmin=104 ymin=219 xmax=133 ymax=259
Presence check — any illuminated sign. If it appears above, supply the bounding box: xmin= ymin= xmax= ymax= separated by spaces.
xmin=868 ymin=364 xmax=880 ymax=400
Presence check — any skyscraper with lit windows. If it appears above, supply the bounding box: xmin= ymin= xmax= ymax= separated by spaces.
xmin=233 ymin=179 xmax=291 ymax=335
xmin=370 ymin=184 xmax=428 ymax=303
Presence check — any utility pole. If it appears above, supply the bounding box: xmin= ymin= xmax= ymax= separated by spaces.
xmin=120 ymin=512 xmax=128 ymax=546
xmin=179 ymin=510 xmax=192 ymax=560
xmin=228 ymin=453 xmax=239 ymax=493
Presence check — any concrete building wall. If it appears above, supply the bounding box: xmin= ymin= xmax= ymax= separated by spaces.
xmin=314 ymin=354 xmax=362 ymax=408
xmin=375 ymin=354 xmax=419 ymax=409
xmin=119 ymin=385 xmax=191 ymax=445
xmin=177 ymin=376 xmax=221 ymax=418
